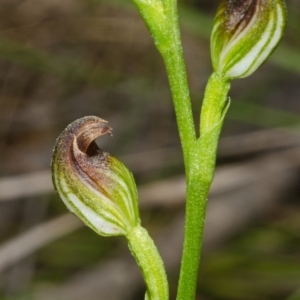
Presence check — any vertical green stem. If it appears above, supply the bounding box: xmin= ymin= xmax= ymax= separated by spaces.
xmin=158 ymin=4 xmax=232 ymax=298
xmin=160 ymin=3 xmax=196 ymax=168
xmin=132 ymin=1 xmax=232 ymax=299
xmin=176 ymin=73 xmax=230 ymax=300
xmin=162 ymin=48 xmax=196 ymax=168
xmin=127 ymin=225 xmax=169 ymax=300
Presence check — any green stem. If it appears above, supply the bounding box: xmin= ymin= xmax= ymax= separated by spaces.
xmin=176 ymin=73 xmax=231 ymax=300
xmin=131 ymin=1 xmax=231 ymax=299
xmin=127 ymin=225 xmax=169 ymax=300
xmin=157 ymin=5 xmax=232 ymax=300
xmin=160 ymin=2 xmax=196 ymax=168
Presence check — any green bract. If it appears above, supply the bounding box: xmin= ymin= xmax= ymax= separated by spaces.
xmin=211 ymin=0 xmax=287 ymax=79
xmin=51 ymin=116 xmax=140 ymax=236
xmin=132 ymin=0 xmax=168 ymax=52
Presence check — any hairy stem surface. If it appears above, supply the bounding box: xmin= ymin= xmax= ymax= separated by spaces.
xmin=176 ymin=73 xmax=230 ymax=300
xmin=127 ymin=225 xmax=169 ymax=300
xmin=160 ymin=2 xmax=196 ymax=169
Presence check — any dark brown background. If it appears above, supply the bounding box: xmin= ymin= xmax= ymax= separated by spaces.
xmin=0 ymin=0 xmax=300 ymax=299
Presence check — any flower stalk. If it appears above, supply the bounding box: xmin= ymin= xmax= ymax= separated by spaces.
xmin=133 ymin=0 xmax=196 ymax=168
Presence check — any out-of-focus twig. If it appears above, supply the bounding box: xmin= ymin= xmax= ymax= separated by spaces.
xmin=0 ymin=214 xmax=82 ymax=272
xmin=3 ymin=196 xmax=49 ymax=297
xmin=1 ymin=129 xmax=299 ymax=202
xmin=0 ymin=171 xmax=52 ymax=202
xmin=218 ymin=129 xmax=300 ymax=158
xmin=0 ymin=145 xmax=299 ymax=273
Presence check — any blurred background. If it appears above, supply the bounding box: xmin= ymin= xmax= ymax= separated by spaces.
xmin=0 ymin=0 xmax=300 ymax=299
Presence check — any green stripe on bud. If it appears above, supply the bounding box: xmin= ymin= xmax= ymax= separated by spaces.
xmin=51 ymin=116 xmax=140 ymax=236
xmin=211 ymin=0 xmax=287 ymax=79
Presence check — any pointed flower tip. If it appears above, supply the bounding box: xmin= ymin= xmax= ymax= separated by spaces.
xmin=51 ymin=116 xmax=140 ymax=237
xmin=211 ymin=0 xmax=287 ymax=79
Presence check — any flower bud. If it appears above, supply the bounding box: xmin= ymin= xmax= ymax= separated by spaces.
xmin=51 ymin=116 xmax=140 ymax=236
xmin=211 ymin=0 xmax=287 ymax=79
